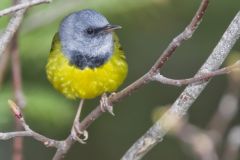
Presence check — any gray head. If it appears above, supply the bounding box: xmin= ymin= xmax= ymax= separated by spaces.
xmin=59 ymin=9 xmax=121 ymax=69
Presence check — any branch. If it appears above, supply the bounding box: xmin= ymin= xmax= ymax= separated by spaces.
xmin=78 ymin=0 xmax=210 ymax=132
xmin=1 ymin=100 xmax=62 ymax=148
xmin=152 ymin=61 xmax=240 ymax=87
xmin=10 ymin=30 xmax=24 ymax=160
xmin=0 ymin=5 xmax=26 ymax=58
xmin=0 ymin=0 xmax=51 ymax=58
xmin=11 ymin=31 xmax=25 ymax=109
xmin=151 ymin=0 xmax=209 ymax=72
xmin=0 ymin=131 xmax=32 ymax=140
xmin=0 ymin=0 xmax=51 ymax=17
xmin=121 ymin=11 xmax=240 ymax=160
xmin=51 ymin=1 xmax=210 ymax=159
xmin=0 ymin=0 xmax=51 ymax=157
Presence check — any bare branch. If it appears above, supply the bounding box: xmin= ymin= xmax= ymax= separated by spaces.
xmin=0 ymin=131 xmax=32 ymax=140
xmin=51 ymin=1 xmax=210 ymax=158
xmin=4 ymin=100 xmax=62 ymax=148
xmin=151 ymin=0 xmax=209 ymax=72
xmin=0 ymin=6 xmax=25 ymax=58
xmin=52 ymin=137 xmax=74 ymax=160
xmin=0 ymin=0 xmax=51 ymax=17
xmin=2 ymin=1 xmax=238 ymax=159
xmin=78 ymin=0 xmax=210 ymax=133
xmin=152 ymin=60 xmax=240 ymax=87
xmin=11 ymin=33 xmax=25 ymax=108
xmin=10 ymin=22 xmax=24 ymax=160
xmin=0 ymin=0 xmax=51 ymax=58
xmin=121 ymin=11 xmax=240 ymax=160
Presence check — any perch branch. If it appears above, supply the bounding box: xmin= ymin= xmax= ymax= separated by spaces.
xmin=121 ymin=11 xmax=240 ymax=160
xmin=78 ymin=0 xmax=210 ymax=133
xmin=51 ymin=0 xmax=210 ymax=159
xmin=0 ymin=0 xmax=51 ymax=17
xmin=2 ymin=1 xmax=238 ymax=160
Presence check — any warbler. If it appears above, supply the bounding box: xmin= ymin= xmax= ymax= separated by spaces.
xmin=46 ymin=9 xmax=128 ymax=113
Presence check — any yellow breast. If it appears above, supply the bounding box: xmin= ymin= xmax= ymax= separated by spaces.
xmin=46 ymin=34 xmax=128 ymax=99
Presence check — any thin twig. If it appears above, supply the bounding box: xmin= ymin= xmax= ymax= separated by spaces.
xmin=152 ymin=60 xmax=240 ymax=87
xmin=10 ymin=0 xmax=25 ymax=159
xmin=21 ymin=0 xmax=79 ymax=33
xmin=1 ymin=100 xmax=62 ymax=148
xmin=11 ymin=42 xmax=24 ymax=160
xmin=150 ymin=0 xmax=209 ymax=72
xmin=152 ymin=61 xmax=240 ymax=87
xmin=0 ymin=3 xmax=26 ymax=58
xmin=121 ymin=11 xmax=240 ymax=160
xmin=0 ymin=0 xmax=51 ymax=17
xmin=11 ymin=33 xmax=25 ymax=109
xmin=0 ymin=0 xmax=51 ymax=58
xmin=1 ymin=1 xmax=238 ymax=159
xmin=0 ymin=131 xmax=32 ymax=140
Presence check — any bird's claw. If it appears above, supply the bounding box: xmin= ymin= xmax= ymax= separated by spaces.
xmin=71 ymin=122 xmax=88 ymax=144
xmin=100 ymin=93 xmax=115 ymax=116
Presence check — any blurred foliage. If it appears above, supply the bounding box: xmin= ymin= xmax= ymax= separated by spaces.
xmin=226 ymin=51 xmax=240 ymax=66
xmin=0 ymin=86 xmax=12 ymax=130
xmin=151 ymin=105 xmax=169 ymax=122
xmin=0 ymin=0 xmax=240 ymax=160
xmin=225 ymin=51 xmax=240 ymax=87
xmin=0 ymin=84 xmax=75 ymax=136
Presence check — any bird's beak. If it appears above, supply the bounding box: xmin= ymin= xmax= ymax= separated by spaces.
xmin=97 ymin=24 xmax=122 ymax=33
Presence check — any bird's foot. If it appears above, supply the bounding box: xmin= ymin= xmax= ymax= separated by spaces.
xmin=71 ymin=121 xmax=88 ymax=144
xmin=100 ymin=93 xmax=115 ymax=116
xmin=71 ymin=99 xmax=88 ymax=144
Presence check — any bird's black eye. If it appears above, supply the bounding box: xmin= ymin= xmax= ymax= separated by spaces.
xmin=86 ymin=28 xmax=94 ymax=35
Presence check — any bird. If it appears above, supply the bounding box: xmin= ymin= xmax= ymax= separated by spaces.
xmin=46 ymin=9 xmax=128 ymax=119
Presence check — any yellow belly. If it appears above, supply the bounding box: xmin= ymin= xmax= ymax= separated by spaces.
xmin=46 ymin=34 xmax=128 ymax=99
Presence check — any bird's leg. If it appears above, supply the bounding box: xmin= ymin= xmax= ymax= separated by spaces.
xmin=100 ymin=93 xmax=116 ymax=116
xmin=71 ymin=99 xmax=88 ymax=144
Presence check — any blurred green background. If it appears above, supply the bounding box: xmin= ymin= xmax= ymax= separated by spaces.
xmin=0 ymin=0 xmax=240 ymax=159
